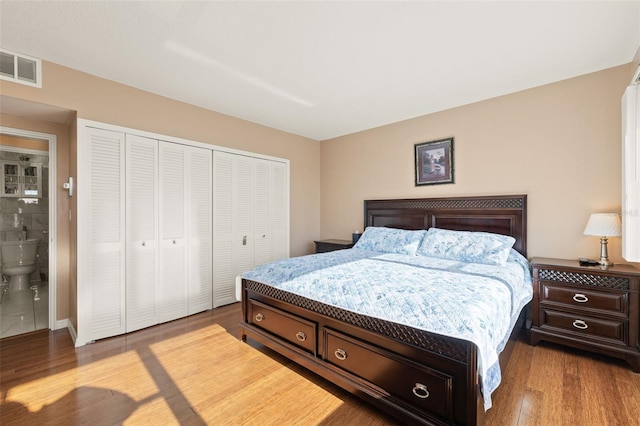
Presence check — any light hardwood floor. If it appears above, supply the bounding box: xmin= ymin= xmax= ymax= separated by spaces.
xmin=1 ymin=303 xmax=639 ymax=425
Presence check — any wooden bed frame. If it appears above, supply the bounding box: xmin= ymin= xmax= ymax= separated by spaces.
xmin=239 ymin=194 xmax=528 ymax=425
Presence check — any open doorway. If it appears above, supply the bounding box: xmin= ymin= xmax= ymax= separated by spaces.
xmin=0 ymin=127 xmax=56 ymax=338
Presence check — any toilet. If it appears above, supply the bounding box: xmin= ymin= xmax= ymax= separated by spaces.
xmin=0 ymin=239 xmax=39 ymax=291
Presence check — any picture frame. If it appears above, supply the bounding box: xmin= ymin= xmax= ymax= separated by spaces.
xmin=414 ymin=137 xmax=454 ymax=186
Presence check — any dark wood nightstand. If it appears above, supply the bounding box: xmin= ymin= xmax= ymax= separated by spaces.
xmin=529 ymin=257 xmax=640 ymax=372
xmin=314 ymin=239 xmax=354 ymax=253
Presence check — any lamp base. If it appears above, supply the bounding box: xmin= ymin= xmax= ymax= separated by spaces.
xmin=598 ymin=236 xmax=613 ymax=267
xmin=598 ymin=258 xmax=614 ymax=267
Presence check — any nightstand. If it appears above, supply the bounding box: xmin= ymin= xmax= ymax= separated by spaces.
xmin=529 ymin=257 xmax=640 ymax=372
xmin=314 ymin=239 xmax=354 ymax=253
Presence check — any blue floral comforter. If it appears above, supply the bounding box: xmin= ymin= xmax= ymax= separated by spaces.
xmin=241 ymin=248 xmax=533 ymax=410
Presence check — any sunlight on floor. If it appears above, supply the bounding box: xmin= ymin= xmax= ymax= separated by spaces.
xmin=3 ymin=322 xmax=354 ymax=424
xmin=5 ymin=347 xmax=164 ymax=421
xmin=147 ymin=323 xmax=348 ymax=423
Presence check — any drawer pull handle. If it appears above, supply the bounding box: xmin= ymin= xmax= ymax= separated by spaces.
xmin=572 ymin=319 xmax=588 ymax=330
xmin=573 ymin=293 xmax=589 ymax=303
xmin=334 ymin=348 xmax=348 ymax=360
xmin=255 ymin=313 xmax=264 ymax=322
xmin=296 ymin=331 xmax=307 ymax=342
xmin=412 ymin=383 xmax=430 ymax=399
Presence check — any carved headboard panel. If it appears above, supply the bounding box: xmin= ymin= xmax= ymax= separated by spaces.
xmin=364 ymin=194 xmax=527 ymax=257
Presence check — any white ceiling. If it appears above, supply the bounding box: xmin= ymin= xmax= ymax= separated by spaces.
xmin=1 ymin=1 xmax=639 ymax=141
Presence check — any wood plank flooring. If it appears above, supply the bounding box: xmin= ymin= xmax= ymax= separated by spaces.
xmin=1 ymin=303 xmax=639 ymax=425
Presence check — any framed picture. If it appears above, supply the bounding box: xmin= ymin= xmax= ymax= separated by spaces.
xmin=414 ymin=137 xmax=454 ymax=186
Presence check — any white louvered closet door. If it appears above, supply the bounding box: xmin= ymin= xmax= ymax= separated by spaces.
xmin=187 ymin=147 xmax=212 ymax=314
xmin=253 ymin=158 xmax=272 ymax=266
xmin=212 ymin=152 xmax=289 ymax=308
xmin=158 ymin=142 xmax=188 ymax=322
xmin=253 ymin=159 xmax=289 ymax=264
xmin=125 ymin=134 xmax=159 ymax=332
xmin=270 ymin=161 xmax=289 ymax=261
xmin=252 ymin=159 xmax=290 ymax=265
xmin=77 ymin=126 xmax=126 ymax=346
xmin=212 ymin=151 xmax=238 ymax=308
xmin=232 ymin=155 xmax=255 ymax=278
xmin=212 ymin=151 xmax=255 ymax=307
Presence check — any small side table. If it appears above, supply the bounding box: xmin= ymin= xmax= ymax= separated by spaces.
xmin=529 ymin=257 xmax=640 ymax=372
xmin=314 ymin=239 xmax=354 ymax=254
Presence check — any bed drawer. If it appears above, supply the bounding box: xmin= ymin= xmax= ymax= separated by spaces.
xmin=323 ymin=328 xmax=453 ymax=423
xmin=248 ymin=299 xmax=317 ymax=354
xmin=541 ymin=283 xmax=627 ymax=316
xmin=540 ymin=309 xmax=628 ymax=346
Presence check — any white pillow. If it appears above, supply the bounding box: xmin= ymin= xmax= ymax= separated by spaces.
xmin=416 ymin=227 xmax=515 ymax=266
xmin=353 ymin=227 xmax=427 ymax=255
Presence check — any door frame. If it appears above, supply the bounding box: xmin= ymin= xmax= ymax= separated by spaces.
xmin=0 ymin=126 xmax=57 ymax=331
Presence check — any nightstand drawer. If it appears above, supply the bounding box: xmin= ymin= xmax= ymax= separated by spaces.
xmin=541 ymin=283 xmax=628 ymax=316
xmin=540 ymin=309 xmax=627 ymax=345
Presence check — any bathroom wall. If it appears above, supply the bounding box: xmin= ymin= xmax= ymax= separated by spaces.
xmin=0 ymin=143 xmax=49 ymax=283
xmin=0 ymin=111 xmax=74 ymax=330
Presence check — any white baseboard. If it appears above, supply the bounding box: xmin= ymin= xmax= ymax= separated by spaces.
xmin=54 ymin=318 xmax=69 ymax=330
xmin=66 ymin=321 xmax=78 ymax=344
xmin=53 ymin=318 xmax=77 ymax=344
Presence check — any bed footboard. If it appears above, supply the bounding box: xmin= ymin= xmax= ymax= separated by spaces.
xmin=239 ymin=278 xmax=492 ymax=425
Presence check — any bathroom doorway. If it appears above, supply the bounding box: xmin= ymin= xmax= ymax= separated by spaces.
xmin=0 ymin=127 xmax=56 ymax=338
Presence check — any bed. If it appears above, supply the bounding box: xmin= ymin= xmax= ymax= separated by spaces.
xmin=238 ymin=194 xmax=530 ymax=425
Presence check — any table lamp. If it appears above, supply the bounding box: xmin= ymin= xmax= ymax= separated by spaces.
xmin=583 ymin=213 xmax=622 ymax=267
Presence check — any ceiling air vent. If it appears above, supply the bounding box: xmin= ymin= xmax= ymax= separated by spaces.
xmin=0 ymin=48 xmax=41 ymax=88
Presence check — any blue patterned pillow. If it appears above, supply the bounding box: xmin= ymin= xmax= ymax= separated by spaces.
xmin=416 ymin=228 xmax=515 ymax=266
xmin=353 ymin=227 xmax=427 ymax=255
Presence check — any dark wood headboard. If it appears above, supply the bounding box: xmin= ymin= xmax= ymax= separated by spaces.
xmin=364 ymin=194 xmax=527 ymax=257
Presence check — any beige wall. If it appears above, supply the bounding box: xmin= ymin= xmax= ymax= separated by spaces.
xmin=0 ymin=61 xmax=321 ymax=326
xmin=321 ymin=64 xmax=638 ymax=267
xmin=0 ymin=134 xmax=50 ymax=151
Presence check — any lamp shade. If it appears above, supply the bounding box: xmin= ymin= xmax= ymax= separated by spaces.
xmin=583 ymin=213 xmax=622 ymax=237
